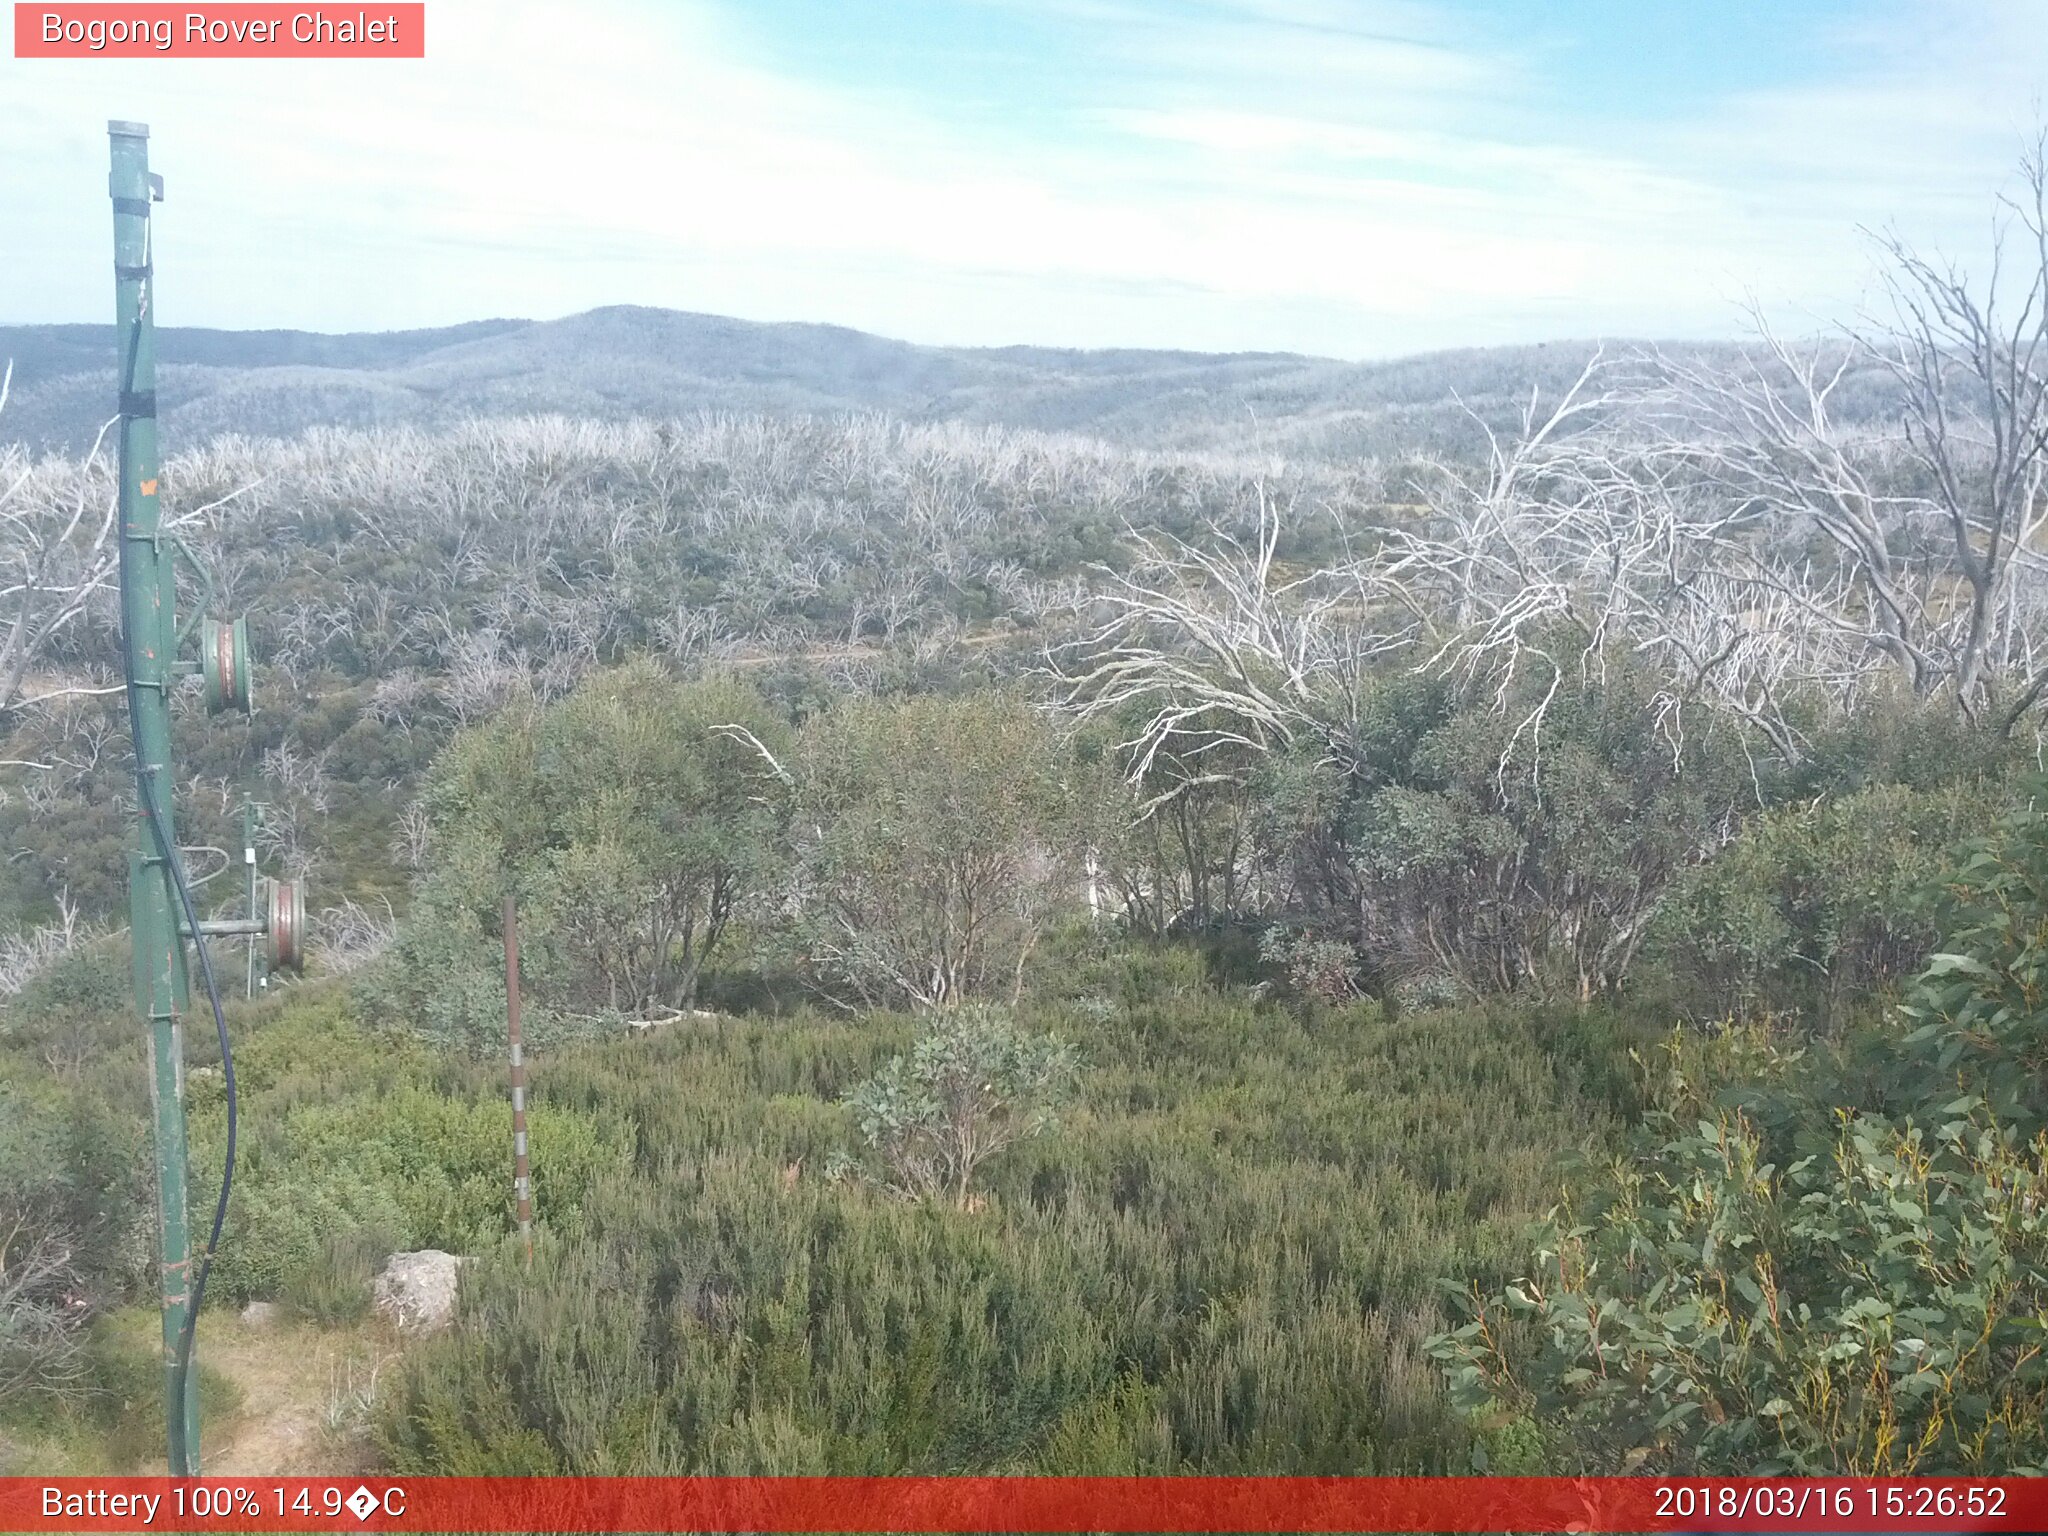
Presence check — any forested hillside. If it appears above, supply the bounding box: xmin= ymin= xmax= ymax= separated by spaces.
xmin=0 ymin=307 xmax=1775 ymax=460
xmin=5 ymin=172 xmax=2048 ymax=1477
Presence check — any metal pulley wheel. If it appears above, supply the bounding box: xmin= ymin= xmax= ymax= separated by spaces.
xmin=265 ymin=876 xmax=305 ymax=973
xmin=202 ymin=616 xmax=252 ymax=715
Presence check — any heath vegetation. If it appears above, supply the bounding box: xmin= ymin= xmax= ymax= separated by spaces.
xmin=8 ymin=150 xmax=2048 ymax=1475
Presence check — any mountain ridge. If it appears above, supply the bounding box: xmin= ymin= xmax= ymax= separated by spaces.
xmin=0 ymin=304 xmax=1699 ymax=459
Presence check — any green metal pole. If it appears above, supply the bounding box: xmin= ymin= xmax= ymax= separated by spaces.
xmin=110 ymin=119 xmax=200 ymax=1477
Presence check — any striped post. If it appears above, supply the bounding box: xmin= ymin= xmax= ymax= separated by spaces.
xmin=242 ymin=801 xmax=259 ymax=999
xmin=504 ymin=893 xmax=533 ymax=1261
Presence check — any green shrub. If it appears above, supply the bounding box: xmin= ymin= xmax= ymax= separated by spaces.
xmin=180 ymin=989 xmax=631 ymax=1306
xmin=1903 ymin=788 xmax=2048 ymax=1118
xmin=0 ymin=1073 xmax=150 ymax=1311
xmin=1257 ymin=926 xmax=1365 ymax=1003
xmin=792 ymin=693 xmax=1096 ymax=1009
xmin=1250 ymin=656 xmax=1755 ymax=1001
xmin=1432 ymin=788 xmax=2048 ymax=1474
xmin=364 ymin=665 xmax=792 ymax=1042
xmin=283 ymin=1222 xmax=402 ymax=1326
xmin=376 ymin=977 xmax=1619 ymax=1475
xmin=1644 ymin=779 xmax=2003 ymax=1027
xmin=1431 ymin=1068 xmax=2048 ymax=1474
xmin=839 ymin=1006 xmax=1079 ymax=1207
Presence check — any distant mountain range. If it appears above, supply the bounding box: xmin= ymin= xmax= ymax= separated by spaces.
xmin=0 ymin=304 xmax=1736 ymax=459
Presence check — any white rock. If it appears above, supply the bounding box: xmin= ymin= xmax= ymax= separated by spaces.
xmin=239 ymin=1299 xmax=279 ymax=1327
xmin=371 ymin=1249 xmax=472 ymax=1333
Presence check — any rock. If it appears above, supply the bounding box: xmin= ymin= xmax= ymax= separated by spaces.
xmin=371 ymin=1249 xmax=472 ymax=1333
xmin=239 ymin=1300 xmax=279 ymax=1327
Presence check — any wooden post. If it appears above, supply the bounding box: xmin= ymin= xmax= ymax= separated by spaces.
xmin=504 ymin=893 xmax=533 ymax=1261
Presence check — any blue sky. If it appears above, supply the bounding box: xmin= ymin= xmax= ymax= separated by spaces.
xmin=4 ymin=0 xmax=2046 ymax=356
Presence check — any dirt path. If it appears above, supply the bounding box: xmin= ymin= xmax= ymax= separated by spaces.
xmin=195 ymin=1314 xmax=395 ymax=1477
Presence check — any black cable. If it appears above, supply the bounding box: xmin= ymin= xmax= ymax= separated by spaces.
xmin=116 ymin=272 xmax=236 ymax=1468
xmin=148 ymin=775 xmax=236 ymax=1448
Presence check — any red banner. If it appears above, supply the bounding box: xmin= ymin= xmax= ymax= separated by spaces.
xmin=3 ymin=1477 xmax=2045 ymax=1533
xmin=12 ymin=5 xmax=424 ymax=58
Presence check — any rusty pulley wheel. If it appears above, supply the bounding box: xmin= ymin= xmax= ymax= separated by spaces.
xmin=265 ymin=876 xmax=305 ymax=973
xmin=201 ymin=616 xmax=252 ymax=715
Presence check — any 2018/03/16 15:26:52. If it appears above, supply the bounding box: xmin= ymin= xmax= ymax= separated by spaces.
xmin=1654 ymin=1482 xmax=2010 ymax=1523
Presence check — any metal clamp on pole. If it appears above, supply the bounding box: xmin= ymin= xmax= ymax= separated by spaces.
xmin=174 ymin=874 xmax=304 ymax=975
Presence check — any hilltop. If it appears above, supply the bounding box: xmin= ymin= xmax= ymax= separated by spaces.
xmin=0 ymin=305 xmax=1711 ymax=459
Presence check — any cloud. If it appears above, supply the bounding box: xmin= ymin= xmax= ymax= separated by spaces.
xmin=4 ymin=0 xmax=2048 ymax=356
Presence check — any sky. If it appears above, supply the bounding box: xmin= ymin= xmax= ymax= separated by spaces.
xmin=3 ymin=0 xmax=2048 ymax=357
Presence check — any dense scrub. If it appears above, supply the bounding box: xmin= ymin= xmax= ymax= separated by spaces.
xmin=9 ymin=209 xmax=2048 ymax=1475
xmin=357 ymin=661 xmax=2026 ymax=1044
xmin=1437 ymin=791 xmax=2048 ymax=1474
xmin=374 ymin=943 xmax=1628 ymax=1473
xmin=182 ymin=992 xmax=632 ymax=1309
xmin=3 ymin=621 xmax=2034 ymax=1477
xmin=0 ymin=412 xmax=1387 ymax=937
xmin=0 ymin=935 xmax=1630 ymax=1473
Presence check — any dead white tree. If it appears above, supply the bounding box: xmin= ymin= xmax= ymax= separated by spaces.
xmin=261 ymin=740 xmax=335 ymax=814
xmin=1377 ymin=355 xmax=1684 ymax=774
xmin=1866 ymin=140 xmax=2048 ymax=727
xmin=0 ymin=367 xmax=122 ymax=718
xmin=364 ymin=667 xmax=439 ymax=738
xmin=1057 ymin=347 xmax=1892 ymax=798
xmin=312 ymin=895 xmax=397 ymax=974
xmin=1635 ymin=330 xmax=1957 ymax=724
xmin=391 ymin=800 xmax=432 ymax=872
xmin=1056 ymin=484 xmax=1409 ymax=808
xmin=1057 ymin=365 xmax=1647 ymax=797
xmin=1638 ymin=136 xmax=2048 ymax=734
xmin=0 ymin=893 xmax=103 ymax=1000
xmin=437 ymin=628 xmax=536 ymax=724
xmin=0 ymin=1221 xmax=89 ymax=1406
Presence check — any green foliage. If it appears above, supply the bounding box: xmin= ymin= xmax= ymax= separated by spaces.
xmin=793 ymin=693 xmax=1095 ymax=1008
xmin=2 ymin=937 xmax=129 ymax=1030
xmin=0 ymin=943 xmax=156 ymax=1426
xmin=1433 ymin=789 xmax=2048 ymax=1474
xmin=1433 ymin=1077 xmax=2048 ymax=1474
xmin=525 ymin=664 xmax=790 ymax=1014
xmin=356 ymin=824 xmax=526 ymax=1052
xmin=183 ymin=989 xmax=631 ymax=1307
xmin=1084 ymin=707 xmax=1264 ymax=938
xmin=841 ymin=1006 xmax=1079 ymax=1206
xmin=0 ymin=944 xmax=152 ymax=1308
xmin=1099 ymin=641 xmax=2020 ymax=1013
xmin=374 ymin=962 xmax=1615 ymax=1474
xmin=1223 ymin=658 xmax=1755 ymax=1002
xmin=1646 ymin=779 xmax=2004 ymax=1026
xmin=283 ymin=1223 xmax=400 ymax=1326
xmin=1257 ymin=926 xmax=1365 ymax=1003
xmin=365 ymin=662 xmax=790 ymax=1044
xmin=1902 ymin=788 xmax=2048 ymax=1113
xmin=1352 ymin=658 xmax=1751 ymax=999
